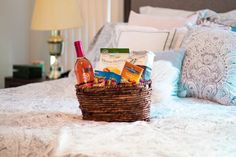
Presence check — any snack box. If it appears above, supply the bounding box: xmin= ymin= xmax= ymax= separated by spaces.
xmin=96 ymin=48 xmax=130 ymax=73
xmin=121 ymin=61 xmax=144 ymax=84
xmin=127 ymin=51 xmax=155 ymax=81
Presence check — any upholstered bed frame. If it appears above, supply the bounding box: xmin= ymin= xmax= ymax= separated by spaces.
xmin=124 ymin=0 xmax=236 ymax=22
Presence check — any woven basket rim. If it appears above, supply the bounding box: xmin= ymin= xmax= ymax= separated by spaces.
xmin=75 ymin=80 xmax=151 ymax=92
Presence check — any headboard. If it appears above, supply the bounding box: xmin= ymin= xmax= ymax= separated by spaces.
xmin=124 ymin=0 xmax=236 ymax=22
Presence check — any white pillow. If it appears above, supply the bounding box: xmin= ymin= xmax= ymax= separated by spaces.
xmin=128 ymin=11 xmax=190 ymax=50
xmin=113 ymin=24 xmax=175 ymax=51
xmin=220 ymin=10 xmax=236 ymax=19
xmin=171 ymin=27 xmax=188 ymax=49
xmin=128 ymin=11 xmax=187 ymax=29
xmin=218 ymin=10 xmax=236 ymax=27
xmin=140 ymin=6 xmax=194 ymax=18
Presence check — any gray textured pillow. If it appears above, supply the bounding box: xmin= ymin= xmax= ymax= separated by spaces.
xmin=179 ymin=27 xmax=236 ymax=105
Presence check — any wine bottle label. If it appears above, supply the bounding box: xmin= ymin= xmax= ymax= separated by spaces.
xmin=82 ymin=73 xmax=90 ymax=83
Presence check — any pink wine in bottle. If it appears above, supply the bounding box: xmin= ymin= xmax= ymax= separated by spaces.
xmin=74 ymin=41 xmax=94 ymax=85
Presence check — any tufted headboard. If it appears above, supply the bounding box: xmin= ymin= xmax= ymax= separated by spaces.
xmin=124 ymin=0 xmax=236 ymax=22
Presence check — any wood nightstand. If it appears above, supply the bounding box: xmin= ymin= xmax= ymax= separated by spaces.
xmin=4 ymin=77 xmax=47 ymax=88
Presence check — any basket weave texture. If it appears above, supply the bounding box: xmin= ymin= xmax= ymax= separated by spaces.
xmin=75 ymin=81 xmax=152 ymax=122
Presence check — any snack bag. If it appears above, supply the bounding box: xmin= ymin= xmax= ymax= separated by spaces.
xmin=103 ymin=66 xmax=121 ymax=75
xmin=95 ymin=70 xmax=121 ymax=83
xmin=96 ymin=48 xmax=130 ymax=73
xmin=127 ymin=51 xmax=155 ymax=81
xmin=121 ymin=61 xmax=144 ymax=84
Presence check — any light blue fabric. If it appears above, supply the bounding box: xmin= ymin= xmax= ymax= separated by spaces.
xmin=154 ymin=48 xmax=186 ymax=70
xmin=232 ymin=27 xmax=236 ymax=32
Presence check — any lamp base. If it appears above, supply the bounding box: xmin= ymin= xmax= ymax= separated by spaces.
xmin=49 ymin=70 xmax=61 ymax=79
xmin=48 ymin=30 xmax=63 ymax=79
xmin=49 ymin=56 xmax=61 ymax=79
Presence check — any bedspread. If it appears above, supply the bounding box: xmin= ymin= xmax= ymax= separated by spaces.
xmin=0 ymin=78 xmax=236 ymax=157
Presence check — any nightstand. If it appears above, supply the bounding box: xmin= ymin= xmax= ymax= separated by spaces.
xmin=4 ymin=77 xmax=47 ymax=88
xmin=4 ymin=70 xmax=70 ymax=88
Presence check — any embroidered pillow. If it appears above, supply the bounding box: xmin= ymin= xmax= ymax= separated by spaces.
xmin=180 ymin=27 xmax=236 ymax=105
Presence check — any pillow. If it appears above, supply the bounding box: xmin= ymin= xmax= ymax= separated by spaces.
xmin=128 ymin=11 xmax=187 ymax=29
xmin=218 ymin=10 xmax=236 ymax=27
xmin=232 ymin=27 xmax=236 ymax=32
xmin=128 ymin=11 xmax=193 ymax=49
xmin=152 ymin=49 xmax=186 ymax=103
xmin=179 ymin=27 xmax=236 ymax=105
xmin=220 ymin=9 xmax=236 ymax=19
xmin=197 ymin=9 xmax=236 ymax=27
xmin=171 ymin=27 xmax=188 ymax=49
xmin=87 ymin=23 xmax=117 ymax=66
xmin=113 ymin=24 xmax=176 ymax=51
xmin=140 ymin=6 xmax=194 ymax=18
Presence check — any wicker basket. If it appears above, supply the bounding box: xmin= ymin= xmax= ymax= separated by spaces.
xmin=75 ymin=81 xmax=152 ymax=122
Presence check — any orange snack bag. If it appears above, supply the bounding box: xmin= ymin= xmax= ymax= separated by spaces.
xmin=121 ymin=61 xmax=144 ymax=84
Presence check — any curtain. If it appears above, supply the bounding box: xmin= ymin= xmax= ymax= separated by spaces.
xmin=61 ymin=0 xmax=123 ymax=72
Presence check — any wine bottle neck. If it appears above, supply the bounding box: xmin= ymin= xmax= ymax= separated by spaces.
xmin=77 ymin=56 xmax=85 ymax=59
xmin=74 ymin=41 xmax=85 ymax=57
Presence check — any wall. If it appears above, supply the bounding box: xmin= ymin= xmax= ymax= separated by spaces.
xmin=111 ymin=0 xmax=124 ymax=23
xmin=29 ymin=30 xmax=50 ymax=74
xmin=0 ymin=0 xmax=32 ymax=88
xmin=0 ymin=0 xmax=124 ymax=88
xmin=29 ymin=0 xmax=50 ymax=74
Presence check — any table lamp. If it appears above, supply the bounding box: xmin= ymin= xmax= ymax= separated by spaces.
xmin=31 ymin=0 xmax=82 ymax=79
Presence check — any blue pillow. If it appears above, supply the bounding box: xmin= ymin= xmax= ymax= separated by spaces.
xmin=154 ymin=48 xmax=186 ymax=71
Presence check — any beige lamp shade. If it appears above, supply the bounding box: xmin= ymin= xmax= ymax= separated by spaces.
xmin=31 ymin=0 xmax=82 ymax=30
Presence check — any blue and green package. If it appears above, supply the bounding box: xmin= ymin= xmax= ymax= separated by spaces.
xmin=95 ymin=70 xmax=121 ymax=83
xmin=109 ymin=72 xmax=122 ymax=83
xmin=95 ymin=70 xmax=109 ymax=80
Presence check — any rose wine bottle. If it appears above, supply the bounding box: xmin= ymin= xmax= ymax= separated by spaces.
xmin=74 ymin=41 xmax=94 ymax=85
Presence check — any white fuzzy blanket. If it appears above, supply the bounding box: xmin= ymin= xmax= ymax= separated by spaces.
xmin=0 ymin=78 xmax=236 ymax=157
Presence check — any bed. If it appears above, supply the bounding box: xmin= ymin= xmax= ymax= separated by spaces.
xmin=1 ymin=1 xmax=236 ymax=157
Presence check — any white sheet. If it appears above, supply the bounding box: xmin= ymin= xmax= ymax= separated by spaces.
xmin=0 ymin=78 xmax=236 ymax=157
